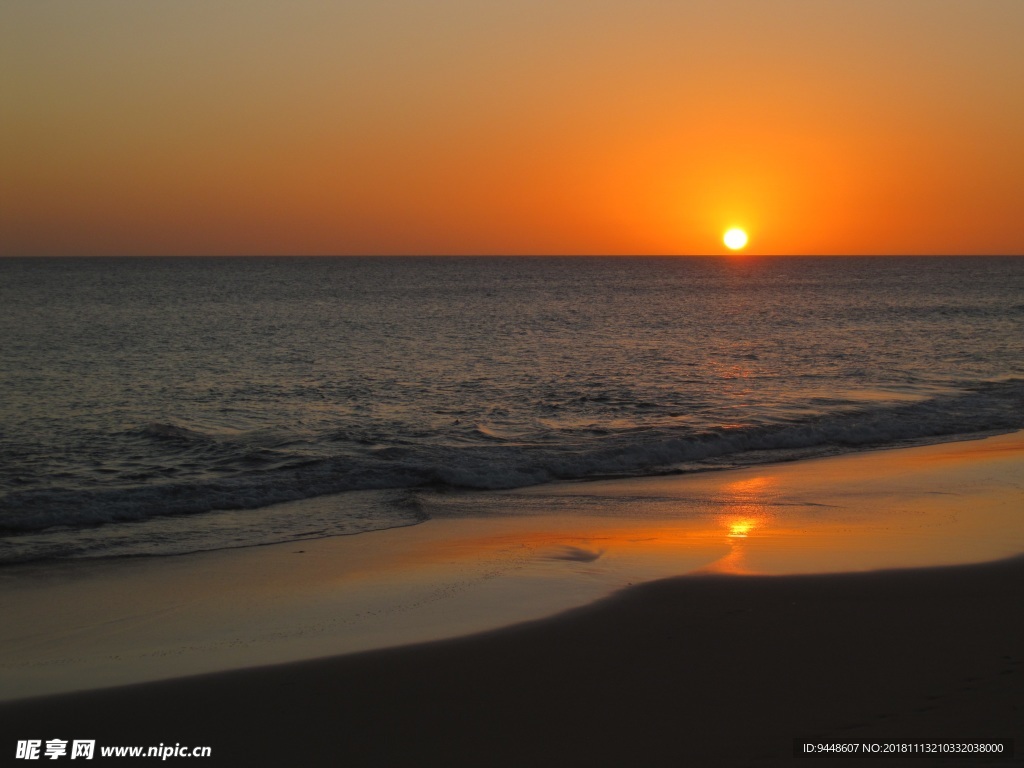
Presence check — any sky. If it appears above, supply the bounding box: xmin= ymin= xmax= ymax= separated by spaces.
xmin=2 ymin=0 xmax=1023 ymax=256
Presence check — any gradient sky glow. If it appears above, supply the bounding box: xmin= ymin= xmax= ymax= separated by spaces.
xmin=2 ymin=0 xmax=1023 ymax=256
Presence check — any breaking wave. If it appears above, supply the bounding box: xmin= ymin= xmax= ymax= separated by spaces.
xmin=2 ymin=379 xmax=1021 ymax=538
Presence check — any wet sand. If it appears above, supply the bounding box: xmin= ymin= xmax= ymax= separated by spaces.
xmin=2 ymin=432 xmax=1023 ymax=765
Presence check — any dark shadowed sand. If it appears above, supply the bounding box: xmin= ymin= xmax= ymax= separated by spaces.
xmin=3 ymin=557 xmax=1022 ymax=766
xmin=2 ymin=433 xmax=1023 ymax=766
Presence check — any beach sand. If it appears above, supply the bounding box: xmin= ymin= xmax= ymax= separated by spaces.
xmin=2 ymin=432 xmax=1023 ymax=765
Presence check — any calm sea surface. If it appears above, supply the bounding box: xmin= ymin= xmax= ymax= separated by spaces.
xmin=1 ymin=256 xmax=1022 ymax=563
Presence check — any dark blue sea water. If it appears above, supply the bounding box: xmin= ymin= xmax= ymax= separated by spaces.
xmin=1 ymin=256 xmax=1022 ymax=563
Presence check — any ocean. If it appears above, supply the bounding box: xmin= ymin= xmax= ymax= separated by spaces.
xmin=1 ymin=256 xmax=1021 ymax=564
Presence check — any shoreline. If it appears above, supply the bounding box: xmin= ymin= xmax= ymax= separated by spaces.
xmin=1 ymin=430 xmax=1022 ymax=764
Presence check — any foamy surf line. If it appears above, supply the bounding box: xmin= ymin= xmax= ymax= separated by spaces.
xmin=0 ymin=431 xmax=1022 ymax=702
xmin=2 ymin=378 xmax=1023 ymax=564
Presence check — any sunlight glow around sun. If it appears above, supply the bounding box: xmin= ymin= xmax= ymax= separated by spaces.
xmin=723 ymin=228 xmax=748 ymax=250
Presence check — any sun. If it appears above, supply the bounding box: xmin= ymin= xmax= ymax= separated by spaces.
xmin=723 ymin=228 xmax=748 ymax=250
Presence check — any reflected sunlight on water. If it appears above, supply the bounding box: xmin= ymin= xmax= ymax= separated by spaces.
xmin=1 ymin=257 xmax=1022 ymax=564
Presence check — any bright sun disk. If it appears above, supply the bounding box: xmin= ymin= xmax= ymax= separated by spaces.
xmin=723 ymin=228 xmax=748 ymax=250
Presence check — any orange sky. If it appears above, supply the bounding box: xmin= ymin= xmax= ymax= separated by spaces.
xmin=2 ymin=1 xmax=1022 ymax=256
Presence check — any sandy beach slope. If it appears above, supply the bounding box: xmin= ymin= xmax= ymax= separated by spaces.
xmin=2 ymin=432 xmax=1023 ymax=765
xmin=2 ymin=556 xmax=1022 ymax=767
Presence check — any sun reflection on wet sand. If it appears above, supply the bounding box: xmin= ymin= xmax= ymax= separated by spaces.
xmin=504 ymin=432 xmax=1024 ymax=577
xmin=708 ymin=514 xmax=775 ymax=574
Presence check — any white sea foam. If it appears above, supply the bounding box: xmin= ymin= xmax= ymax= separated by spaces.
xmin=1 ymin=381 xmax=1020 ymax=546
